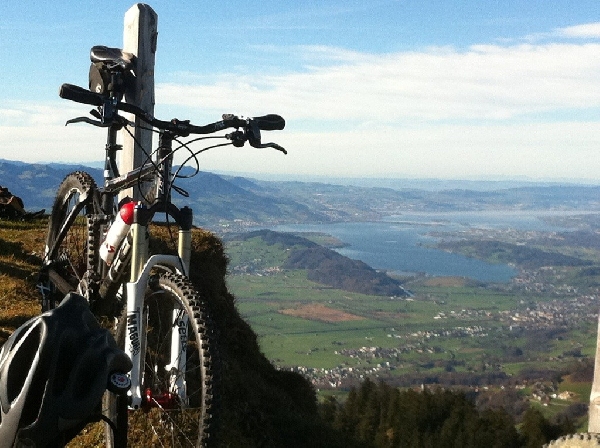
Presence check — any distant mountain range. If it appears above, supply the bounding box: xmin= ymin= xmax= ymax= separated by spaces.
xmin=2 ymin=159 xmax=600 ymax=230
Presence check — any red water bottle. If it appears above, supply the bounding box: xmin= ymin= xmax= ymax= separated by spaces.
xmin=100 ymin=201 xmax=135 ymax=266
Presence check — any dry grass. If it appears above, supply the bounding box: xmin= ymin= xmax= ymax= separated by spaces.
xmin=0 ymin=218 xmax=47 ymax=343
xmin=0 ymin=218 xmax=109 ymax=447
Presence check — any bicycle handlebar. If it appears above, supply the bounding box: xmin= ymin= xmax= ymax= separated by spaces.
xmin=59 ymin=83 xmax=285 ymax=136
xmin=60 ymin=83 xmax=104 ymax=107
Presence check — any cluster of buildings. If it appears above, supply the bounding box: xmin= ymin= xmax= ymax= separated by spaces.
xmin=279 ymin=287 xmax=600 ymax=389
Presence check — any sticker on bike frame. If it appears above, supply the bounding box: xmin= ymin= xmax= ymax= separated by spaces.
xmin=127 ymin=308 xmax=141 ymax=356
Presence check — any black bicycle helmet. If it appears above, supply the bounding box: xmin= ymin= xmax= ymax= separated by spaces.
xmin=0 ymin=293 xmax=132 ymax=447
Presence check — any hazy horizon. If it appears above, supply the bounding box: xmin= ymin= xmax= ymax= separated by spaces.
xmin=3 ymin=157 xmax=599 ymax=191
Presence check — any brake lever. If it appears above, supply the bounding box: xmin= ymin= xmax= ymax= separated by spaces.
xmin=226 ymin=130 xmax=287 ymax=153
xmin=252 ymin=142 xmax=288 ymax=154
xmin=65 ymin=116 xmax=110 ymax=127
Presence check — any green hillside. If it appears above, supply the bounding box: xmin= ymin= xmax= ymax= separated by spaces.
xmin=226 ymin=229 xmax=409 ymax=296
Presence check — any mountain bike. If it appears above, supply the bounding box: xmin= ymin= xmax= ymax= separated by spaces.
xmin=37 ymin=45 xmax=286 ymax=447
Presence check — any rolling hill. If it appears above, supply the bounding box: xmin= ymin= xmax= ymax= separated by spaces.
xmin=226 ymin=229 xmax=409 ymax=297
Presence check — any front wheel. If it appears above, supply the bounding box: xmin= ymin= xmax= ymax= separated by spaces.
xmin=105 ymin=270 xmax=220 ymax=447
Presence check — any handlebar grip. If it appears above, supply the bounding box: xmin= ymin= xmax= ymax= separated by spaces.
xmin=59 ymin=83 xmax=104 ymax=107
xmin=252 ymin=114 xmax=285 ymax=131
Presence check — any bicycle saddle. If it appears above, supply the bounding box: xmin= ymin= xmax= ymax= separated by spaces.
xmin=90 ymin=45 xmax=135 ymax=70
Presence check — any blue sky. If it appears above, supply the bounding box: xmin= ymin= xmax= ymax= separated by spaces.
xmin=1 ymin=1 xmax=599 ymax=181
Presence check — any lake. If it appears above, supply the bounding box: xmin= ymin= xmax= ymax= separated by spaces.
xmin=271 ymin=211 xmax=590 ymax=283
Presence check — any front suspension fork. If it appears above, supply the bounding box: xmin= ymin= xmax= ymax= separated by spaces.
xmin=123 ymin=203 xmax=192 ymax=409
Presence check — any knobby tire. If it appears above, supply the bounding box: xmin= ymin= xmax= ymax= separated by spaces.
xmin=105 ymin=270 xmax=219 ymax=448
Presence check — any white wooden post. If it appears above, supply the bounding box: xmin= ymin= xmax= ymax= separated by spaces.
xmin=589 ymin=312 xmax=600 ymax=432
xmin=119 ymin=3 xmax=157 ymax=202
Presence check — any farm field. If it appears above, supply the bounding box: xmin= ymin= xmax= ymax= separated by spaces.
xmin=227 ymin=262 xmax=598 ymax=391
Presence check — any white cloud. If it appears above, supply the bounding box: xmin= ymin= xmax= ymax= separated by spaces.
xmin=157 ymin=42 xmax=600 ymax=125
xmin=155 ymin=39 xmax=600 ymax=180
xmin=522 ymin=21 xmax=600 ymax=43
xmin=0 ymin=122 xmax=104 ymax=163
xmin=557 ymin=22 xmax=600 ymax=38
xmin=0 ymin=102 xmax=90 ymax=127
xmin=192 ymin=121 xmax=600 ymax=180
xmin=0 ymin=101 xmax=107 ymax=163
